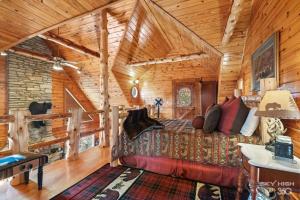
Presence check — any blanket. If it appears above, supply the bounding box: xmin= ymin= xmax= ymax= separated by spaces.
xmin=112 ymin=119 xmax=261 ymax=167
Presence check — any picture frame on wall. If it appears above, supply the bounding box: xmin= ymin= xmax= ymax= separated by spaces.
xmin=251 ymin=32 xmax=279 ymax=91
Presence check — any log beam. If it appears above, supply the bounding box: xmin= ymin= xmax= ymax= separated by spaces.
xmin=97 ymin=10 xmax=110 ymax=147
xmin=126 ymin=52 xmax=207 ymax=67
xmin=8 ymin=47 xmax=79 ymax=70
xmin=222 ymin=0 xmax=245 ymax=45
xmin=9 ymin=47 xmax=52 ymax=62
xmin=39 ymin=33 xmax=100 ymax=58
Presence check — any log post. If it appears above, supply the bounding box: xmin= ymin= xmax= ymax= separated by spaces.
xmin=10 ymin=110 xmax=29 ymax=153
xmin=110 ymin=106 xmax=119 ymax=167
xmin=10 ymin=110 xmax=29 ymax=186
xmin=98 ymin=9 xmax=110 ymax=147
xmin=66 ymin=108 xmax=82 ymax=160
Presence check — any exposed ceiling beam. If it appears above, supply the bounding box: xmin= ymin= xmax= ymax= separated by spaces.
xmin=39 ymin=33 xmax=100 ymax=58
xmin=9 ymin=47 xmax=53 ymax=62
xmin=8 ymin=47 xmax=78 ymax=70
xmin=145 ymin=0 xmax=223 ymax=57
xmin=0 ymin=0 xmax=121 ymax=51
xmin=126 ymin=52 xmax=207 ymax=67
xmin=222 ymin=0 xmax=245 ymax=45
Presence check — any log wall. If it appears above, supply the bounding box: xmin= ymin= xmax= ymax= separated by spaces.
xmin=240 ymin=0 xmax=300 ymax=157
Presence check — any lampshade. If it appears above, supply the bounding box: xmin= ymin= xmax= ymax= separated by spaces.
xmin=255 ymin=90 xmax=300 ymax=119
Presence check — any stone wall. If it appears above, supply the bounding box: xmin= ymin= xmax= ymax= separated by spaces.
xmin=8 ymin=53 xmax=52 ymax=110
xmin=6 ymin=37 xmax=65 ymax=162
xmin=8 ymin=37 xmax=52 ymax=110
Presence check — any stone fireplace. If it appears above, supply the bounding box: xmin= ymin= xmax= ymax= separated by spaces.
xmin=7 ymin=37 xmax=64 ymax=162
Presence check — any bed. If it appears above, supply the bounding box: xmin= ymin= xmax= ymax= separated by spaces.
xmin=110 ymin=96 xmax=262 ymax=187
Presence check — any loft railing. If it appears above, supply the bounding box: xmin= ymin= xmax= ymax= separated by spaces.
xmin=0 ymin=105 xmax=156 ymax=162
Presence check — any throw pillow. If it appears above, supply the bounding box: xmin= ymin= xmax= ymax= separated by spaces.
xmin=203 ymin=105 xmax=221 ymax=133
xmin=205 ymin=103 xmax=215 ymax=117
xmin=218 ymin=97 xmax=250 ymax=135
xmin=240 ymin=107 xmax=260 ymax=136
xmin=192 ymin=116 xmax=205 ymax=129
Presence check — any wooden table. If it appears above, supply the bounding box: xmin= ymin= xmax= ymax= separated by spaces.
xmin=0 ymin=152 xmax=48 ymax=190
xmin=236 ymin=144 xmax=300 ymax=200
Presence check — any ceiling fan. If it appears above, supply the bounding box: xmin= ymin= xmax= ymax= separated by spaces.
xmin=52 ymin=56 xmax=81 ymax=74
xmin=51 ymin=27 xmax=81 ymax=74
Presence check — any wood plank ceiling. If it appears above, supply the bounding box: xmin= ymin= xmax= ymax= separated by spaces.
xmin=0 ymin=0 xmax=114 ymax=51
xmin=0 ymin=0 xmax=252 ymax=105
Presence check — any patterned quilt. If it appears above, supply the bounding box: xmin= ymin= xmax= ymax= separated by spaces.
xmin=112 ymin=119 xmax=261 ymax=167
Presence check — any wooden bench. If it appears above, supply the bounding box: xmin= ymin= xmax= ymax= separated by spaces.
xmin=0 ymin=153 xmax=48 ymax=190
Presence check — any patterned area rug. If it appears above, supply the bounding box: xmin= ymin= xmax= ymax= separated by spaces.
xmin=52 ymin=164 xmax=249 ymax=200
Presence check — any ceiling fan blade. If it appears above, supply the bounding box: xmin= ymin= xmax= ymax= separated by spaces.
xmin=62 ymin=62 xmax=79 ymax=70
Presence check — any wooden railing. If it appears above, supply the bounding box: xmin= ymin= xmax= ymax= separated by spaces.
xmin=0 ymin=105 xmax=156 ymax=164
xmin=0 ymin=108 xmax=107 ymax=160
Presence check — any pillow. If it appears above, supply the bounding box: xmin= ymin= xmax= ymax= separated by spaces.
xmin=205 ymin=103 xmax=215 ymax=116
xmin=218 ymin=97 xmax=250 ymax=135
xmin=203 ymin=105 xmax=221 ymax=133
xmin=192 ymin=116 xmax=205 ymax=129
xmin=240 ymin=107 xmax=260 ymax=136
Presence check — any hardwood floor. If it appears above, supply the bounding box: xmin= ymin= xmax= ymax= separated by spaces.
xmin=0 ymin=147 xmax=110 ymax=200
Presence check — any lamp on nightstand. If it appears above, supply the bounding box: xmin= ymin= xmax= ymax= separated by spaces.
xmin=255 ymin=90 xmax=300 ymax=161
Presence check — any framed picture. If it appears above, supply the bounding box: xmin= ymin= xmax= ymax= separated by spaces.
xmin=251 ymin=32 xmax=279 ymax=91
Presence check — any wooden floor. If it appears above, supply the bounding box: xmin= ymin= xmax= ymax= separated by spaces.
xmin=0 ymin=147 xmax=110 ymax=200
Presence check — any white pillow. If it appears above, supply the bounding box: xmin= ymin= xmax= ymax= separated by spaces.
xmin=240 ymin=107 xmax=259 ymax=136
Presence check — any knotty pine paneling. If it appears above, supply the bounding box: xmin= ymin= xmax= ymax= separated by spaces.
xmin=0 ymin=0 xmax=111 ymax=50
xmin=0 ymin=57 xmax=8 ymax=148
xmin=140 ymin=61 xmax=217 ymax=118
xmin=240 ymin=0 xmax=300 ymax=157
xmin=52 ymin=71 xmax=99 ymax=138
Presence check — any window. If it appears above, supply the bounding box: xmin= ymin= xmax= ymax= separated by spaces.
xmin=177 ymin=87 xmax=192 ymax=107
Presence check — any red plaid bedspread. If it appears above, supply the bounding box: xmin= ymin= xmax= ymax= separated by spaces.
xmin=112 ymin=119 xmax=261 ymax=167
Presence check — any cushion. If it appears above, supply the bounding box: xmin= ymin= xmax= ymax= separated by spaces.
xmin=192 ymin=116 xmax=205 ymax=129
xmin=240 ymin=107 xmax=260 ymax=136
xmin=218 ymin=97 xmax=250 ymax=135
xmin=203 ymin=105 xmax=221 ymax=133
xmin=205 ymin=103 xmax=215 ymax=116
xmin=0 ymin=154 xmax=25 ymax=167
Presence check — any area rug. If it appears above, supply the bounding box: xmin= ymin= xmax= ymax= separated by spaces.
xmin=51 ymin=164 xmax=249 ymax=200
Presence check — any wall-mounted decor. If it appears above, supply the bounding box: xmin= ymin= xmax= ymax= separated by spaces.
xmin=251 ymin=32 xmax=279 ymax=91
xmin=131 ymin=86 xmax=139 ymax=98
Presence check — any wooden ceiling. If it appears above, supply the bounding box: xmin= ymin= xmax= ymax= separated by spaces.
xmin=0 ymin=0 xmax=117 ymax=51
xmin=0 ymin=0 xmax=253 ymax=104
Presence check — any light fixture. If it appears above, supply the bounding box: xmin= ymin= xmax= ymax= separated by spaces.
xmin=0 ymin=51 xmax=8 ymax=56
xmin=134 ymin=79 xmax=139 ymax=84
xmin=53 ymin=62 xmax=63 ymax=71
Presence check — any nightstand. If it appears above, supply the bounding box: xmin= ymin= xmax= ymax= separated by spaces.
xmin=236 ymin=144 xmax=300 ymax=200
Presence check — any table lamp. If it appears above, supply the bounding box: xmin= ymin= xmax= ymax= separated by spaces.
xmin=255 ymin=90 xmax=300 ymax=159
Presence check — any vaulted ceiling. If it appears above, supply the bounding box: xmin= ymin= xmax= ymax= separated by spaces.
xmin=0 ymin=0 xmax=252 ymax=105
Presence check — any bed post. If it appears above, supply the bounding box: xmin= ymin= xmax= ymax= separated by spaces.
xmin=110 ymin=106 xmax=119 ymax=167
